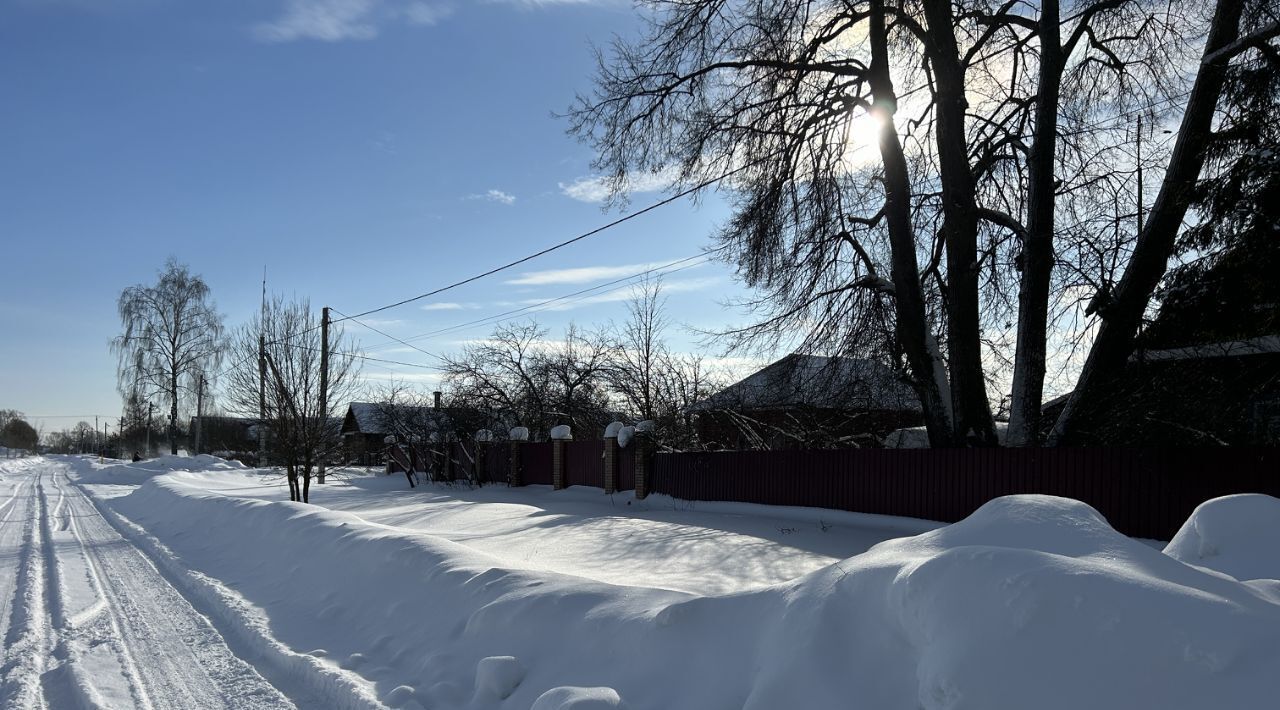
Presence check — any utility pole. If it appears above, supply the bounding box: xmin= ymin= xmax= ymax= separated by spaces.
xmin=259 ymin=334 xmax=267 ymax=465
xmin=194 ymin=374 xmax=205 ymax=456
xmin=146 ymin=402 xmax=153 ymax=456
xmin=318 ymin=306 xmax=330 ymax=485
xmin=96 ymin=415 xmax=101 ymax=462
xmin=259 ymin=267 xmax=267 ymax=466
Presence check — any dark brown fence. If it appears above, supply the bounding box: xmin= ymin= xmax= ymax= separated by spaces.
xmin=649 ymin=447 xmax=1280 ymax=540
xmin=522 ymin=442 xmax=554 ymax=486
xmin=565 ymin=441 xmax=602 ymax=488
xmin=617 ymin=445 xmax=636 ymax=491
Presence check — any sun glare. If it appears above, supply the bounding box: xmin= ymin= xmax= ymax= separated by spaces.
xmin=841 ymin=110 xmax=885 ymax=169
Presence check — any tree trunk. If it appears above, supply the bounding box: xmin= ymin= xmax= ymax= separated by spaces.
xmin=870 ymin=0 xmax=956 ymax=446
xmin=922 ymin=0 xmax=997 ymax=446
xmin=302 ymin=470 xmax=310 ymax=504
xmin=1008 ymin=0 xmax=1063 ymax=447
xmin=1048 ymin=0 xmax=1246 ymax=445
xmin=287 ymin=465 xmax=299 ymax=502
xmin=169 ymin=371 xmax=179 ymax=455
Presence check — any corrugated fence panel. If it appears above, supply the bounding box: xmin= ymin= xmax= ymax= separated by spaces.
xmin=521 ymin=442 xmax=554 ymax=486
xmin=617 ymin=445 xmax=636 ymax=491
xmin=647 ymin=447 xmax=1279 ymax=540
xmin=566 ymin=440 xmax=602 ymax=488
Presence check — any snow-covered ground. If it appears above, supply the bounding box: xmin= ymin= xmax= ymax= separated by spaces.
xmin=144 ymin=466 xmax=942 ymax=595
xmin=3 ymin=454 xmax=1279 ymax=710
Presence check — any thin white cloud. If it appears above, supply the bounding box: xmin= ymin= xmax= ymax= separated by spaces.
xmin=465 ymin=189 xmax=517 ymax=205
xmin=559 ymin=167 xmax=679 ymax=203
xmin=506 ymin=260 xmax=695 ymax=286
xmin=520 ymin=276 xmax=719 ymax=310
xmin=402 ymin=1 xmax=452 ymax=24
xmin=253 ymin=0 xmax=379 ymax=42
xmin=420 ymin=302 xmax=479 ymax=311
xmin=253 ymin=0 xmax=454 ymax=43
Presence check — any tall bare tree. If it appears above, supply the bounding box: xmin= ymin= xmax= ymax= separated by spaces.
xmin=223 ymin=297 xmax=358 ymax=502
xmin=112 ymin=259 xmax=225 ymax=455
xmin=571 ymin=0 xmax=1253 ymax=447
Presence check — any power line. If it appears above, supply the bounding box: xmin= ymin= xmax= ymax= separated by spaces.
xmin=361 ymin=251 xmax=720 ymax=351
xmin=331 ymin=307 xmax=443 ymax=364
xmin=327 ymin=157 xmax=772 ymax=327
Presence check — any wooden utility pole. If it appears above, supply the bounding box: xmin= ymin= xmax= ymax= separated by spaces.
xmin=194 ymin=374 xmax=205 ymax=456
xmin=318 ymin=306 xmax=329 ymax=484
xmin=258 ymin=333 xmax=267 ymax=464
xmin=145 ymin=402 xmax=153 ymax=455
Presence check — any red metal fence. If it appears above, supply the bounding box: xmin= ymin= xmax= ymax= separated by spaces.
xmin=648 ymin=447 xmax=1279 ymax=540
xmin=521 ymin=442 xmax=554 ymax=486
xmin=565 ymin=441 xmax=602 ymax=488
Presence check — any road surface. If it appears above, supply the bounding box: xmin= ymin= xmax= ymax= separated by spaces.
xmin=0 ymin=457 xmax=297 ymax=709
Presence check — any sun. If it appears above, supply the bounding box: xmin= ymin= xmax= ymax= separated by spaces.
xmin=841 ymin=110 xmax=885 ymax=169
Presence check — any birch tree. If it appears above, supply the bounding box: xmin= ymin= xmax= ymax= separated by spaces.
xmin=112 ymin=259 xmax=225 ymax=455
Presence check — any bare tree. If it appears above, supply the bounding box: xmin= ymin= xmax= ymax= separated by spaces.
xmin=112 ymin=259 xmax=225 ymax=455
xmin=223 ymin=297 xmax=358 ymax=503
xmin=609 ymin=276 xmax=669 ymax=421
xmin=443 ymin=320 xmax=614 ymax=438
xmin=570 ymin=0 xmax=1254 ymax=447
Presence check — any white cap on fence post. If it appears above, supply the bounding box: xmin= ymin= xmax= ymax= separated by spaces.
xmin=550 ymin=425 xmax=573 ymax=441
xmin=604 ymin=421 xmax=624 ymax=439
xmin=617 ymin=425 xmax=637 ymax=448
xmin=635 ymin=420 xmax=656 ymax=433
xmin=383 ymin=435 xmax=397 ymax=444
xmin=509 ymin=426 xmax=530 ymax=442
xmin=475 ymin=429 xmax=494 ymax=442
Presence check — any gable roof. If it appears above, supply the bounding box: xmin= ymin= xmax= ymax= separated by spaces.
xmin=690 ymin=354 xmax=920 ymax=413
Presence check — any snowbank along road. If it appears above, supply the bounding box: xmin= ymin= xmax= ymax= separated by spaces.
xmin=0 ymin=457 xmax=297 ymax=709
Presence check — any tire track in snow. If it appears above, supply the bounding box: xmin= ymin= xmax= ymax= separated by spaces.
xmin=0 ymin=467 xmax=51 ymax=709
xmin=33 ymin=462 xmax=298 ymax=709
xmin=75 ymin=469 xmax=386 ymax=710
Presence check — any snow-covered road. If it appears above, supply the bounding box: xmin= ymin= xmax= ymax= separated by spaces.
xmin=0 ymin=458 xmax=296 ymax=709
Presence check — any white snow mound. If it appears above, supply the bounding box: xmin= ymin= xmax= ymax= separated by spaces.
xmin=1164 ymin=493 xmax=1280 ymax=582
xmin=531 ymin=687 xmax=627 ymax=710
xmin=108 ymin=478 xmax=1280 ymax=710
xmin=67 ymin=454 xmax=245 ymax=485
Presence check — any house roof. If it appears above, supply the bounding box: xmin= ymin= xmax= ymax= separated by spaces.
xmin=341 ymin=402 xmax=450 ymax=437
xmin=690 ymin=354 xmax=921 ymax=413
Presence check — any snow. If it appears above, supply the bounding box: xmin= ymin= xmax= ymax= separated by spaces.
xmin=509 ymin=426 xmax=530 ymax=441
xmin=603 ymin=421 xmax=624 ymax=438
xmin=6 ymin=454 xmax=1277 ymax=710
xmin=474 ymin=656 xmax=526 ymax=701
xmin=1164 ymin=493 xmax=1280 ymax=582
xmin=616 ymin=425 xmax=636 ymax=448
xmin=550 ymin=425 xmax=573 ymax=440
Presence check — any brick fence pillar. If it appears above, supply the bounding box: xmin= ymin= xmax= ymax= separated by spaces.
xmin=603 ymin=436 xmax=618 ymax=494
xmin=552 ymin=439 xmax=566 ymax=490
xmin=508 ymin=440 xmax=524 ymax=487
xmin=634 ymin=432 xmax=650 ymax=499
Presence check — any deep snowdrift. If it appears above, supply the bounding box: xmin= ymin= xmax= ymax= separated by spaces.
xmin=68 ymin=454 xmax=246 ymax=485
xmin=1165 ymin=493 xmax=1280 ymax=583
xmin=100 ymin=467 xmax=1280 ymax=710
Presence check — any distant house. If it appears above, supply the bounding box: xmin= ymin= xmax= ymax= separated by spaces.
xmin=340 ymin=397 xmax=503 ymax=465
xmin=689 ymin=354 xmax=922 ymax=449
xmin=1042 ymin=335 xmax=1280 ymax=445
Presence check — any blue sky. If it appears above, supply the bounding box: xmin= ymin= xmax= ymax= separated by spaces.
xmin=0 ymin=0 xmax=760 ymax=433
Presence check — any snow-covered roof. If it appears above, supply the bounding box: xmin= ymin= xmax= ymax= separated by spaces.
xmin=343 ymin=401 xmax=458 ymax=438
xmin=690 ymin=354 xmax=921 ymax=413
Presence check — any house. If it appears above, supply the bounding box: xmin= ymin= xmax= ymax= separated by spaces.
xmin=689 ymin=354 xmax=922 ymax=449
xmin=1041 ymin=335 xmax=1280 ymax=445
xmin=340 ymin=395 xmax=504 ymax=465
